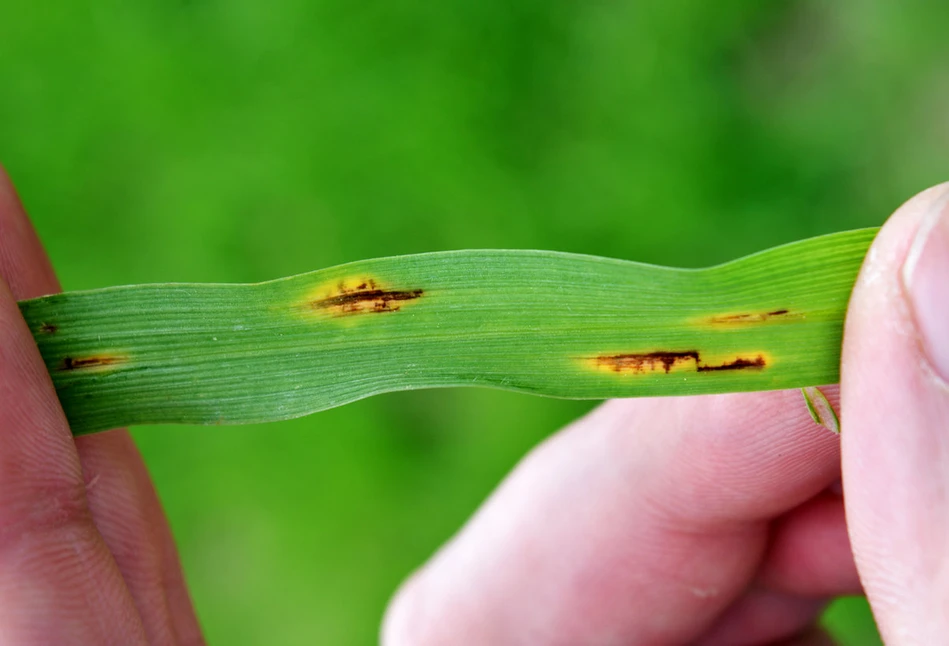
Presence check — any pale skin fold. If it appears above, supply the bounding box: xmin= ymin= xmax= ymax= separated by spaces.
xmin=0 ymin=167 xmax=947 ymax=645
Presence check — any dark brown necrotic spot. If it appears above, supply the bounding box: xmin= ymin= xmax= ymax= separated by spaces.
xmin=39 ymin=323 xmax=58 ymax=334
xmin=312 ymin=285 xmax=424 ymax=316
xmin=696 ymin=355 xmax=766 ymax=372
xmin=593 ymin=351 xmax=766 ymax=374
xmin=58 ymin=355 xmax=125 ymax=371
xmin=594 ymin=351 xmax=701 ymax=374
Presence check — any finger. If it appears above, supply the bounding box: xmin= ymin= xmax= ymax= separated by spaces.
xmin=698 ymin=493 xmax=860 ymax=644
xmin=0 ymin=167 xmax=60 ymax=299
xmin=0 ymin=277 xmax=146 ymax=643
xmin=384 ymin=387 xmax=842 ymax=645
xmin=776 ymin=627 xmax=838 ymax=646
xmin=758 ymin=493 xmax=861 ymax=597
xmin=0 ymin=169 xmax=202 ymax=644
xmin=841 ymin=181 xmax=949 ymax=643
xmin=691 ymin=587 xmax=827 ymax=646
xmin=75 ymin=433 xmax=205 ymax=646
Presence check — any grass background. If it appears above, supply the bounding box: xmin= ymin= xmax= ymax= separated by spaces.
xmin=2 ymin=0 xmax=948 ymax=643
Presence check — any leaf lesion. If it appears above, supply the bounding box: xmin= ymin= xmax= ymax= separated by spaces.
xmin=588 ymin=350 xmax=768 ymax=375
xmin=304 ymin=277 xmax=425 ymax=317
xmin=705 ymin=309 xmax=803 ymax=325
xmin=58 ymin=354 xmax=128 ymax=372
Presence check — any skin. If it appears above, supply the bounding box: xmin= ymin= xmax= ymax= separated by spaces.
xmin=0 ymin=169 xmax=203 ymax=645
xmin=0 ymin=169 xmax=945 ymax=645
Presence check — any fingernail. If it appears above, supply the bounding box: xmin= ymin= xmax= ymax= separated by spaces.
xmin=902 ymin=194 xmax=949 ymax=382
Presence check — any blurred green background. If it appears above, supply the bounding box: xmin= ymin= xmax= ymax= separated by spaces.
xmin=2 ymin=0 xmax=947 ymax=643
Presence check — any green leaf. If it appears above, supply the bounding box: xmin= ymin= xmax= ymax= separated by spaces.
xmin=18 ymin=227 xmax=878 ymax=435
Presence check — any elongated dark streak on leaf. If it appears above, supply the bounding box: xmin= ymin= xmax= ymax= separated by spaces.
xmin=308 ymin=277 xmax=424 ymax=317
xmin=706 ymin=309 xmax=802 ymax=325
xmin=313 ymin=288 xmax=424 ymax=312
xmin=696 ymin=355 xmax=766 ymax=372
xmin=58 ymin=355 xmax=128 ymax=372
xmin=589 ymin=351 xmax=767 ymax=374
xmin=592 ymin=351 xmax=700 ymax=374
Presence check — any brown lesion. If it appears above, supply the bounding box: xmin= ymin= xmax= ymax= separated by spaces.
xmin=307 ymin=276 xmax=424 ymax=317
xmin=592 ymin=351 xmax=701 ymax=374
xmin=58 ymin=354 xmax=127 ymax=372
xmin=706 ymin=309 xmax=800 ymax=325
xmin=589 ymin=350 xmax=767 ymax=374
xmin=39 ymin=322 xmax=58 ymax=334
xmin=696 ymin=355 xmax=766 ymax=372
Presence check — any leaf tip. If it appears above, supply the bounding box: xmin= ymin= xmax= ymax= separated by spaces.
xmin=801 ymin=387 xmax=840 ymax=434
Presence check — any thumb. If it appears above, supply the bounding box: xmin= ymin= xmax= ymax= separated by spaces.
xmin=842 ymin=182 xmax=949 ymax=643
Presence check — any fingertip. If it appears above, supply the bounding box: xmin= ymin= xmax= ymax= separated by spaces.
xmin=841 ymin=181 xmax=949 ymax=642
xmin=758 ymin=494 xmax=861 ymax=598
xmin=381 ymin=569 xmax=429 ymax=646
xmin=0 ymin=167 xmax=60 ymax=299
xmin=0 ymin=165 xmax=25 ymax=222
xmin=692 ymin=587 xmax=828 ymax=646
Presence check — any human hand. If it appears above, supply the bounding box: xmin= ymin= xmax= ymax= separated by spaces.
xmin=383 ymin=183 xmax=949 ymax=645
xmin=0 ymin=169 xmax=204 ymax=645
